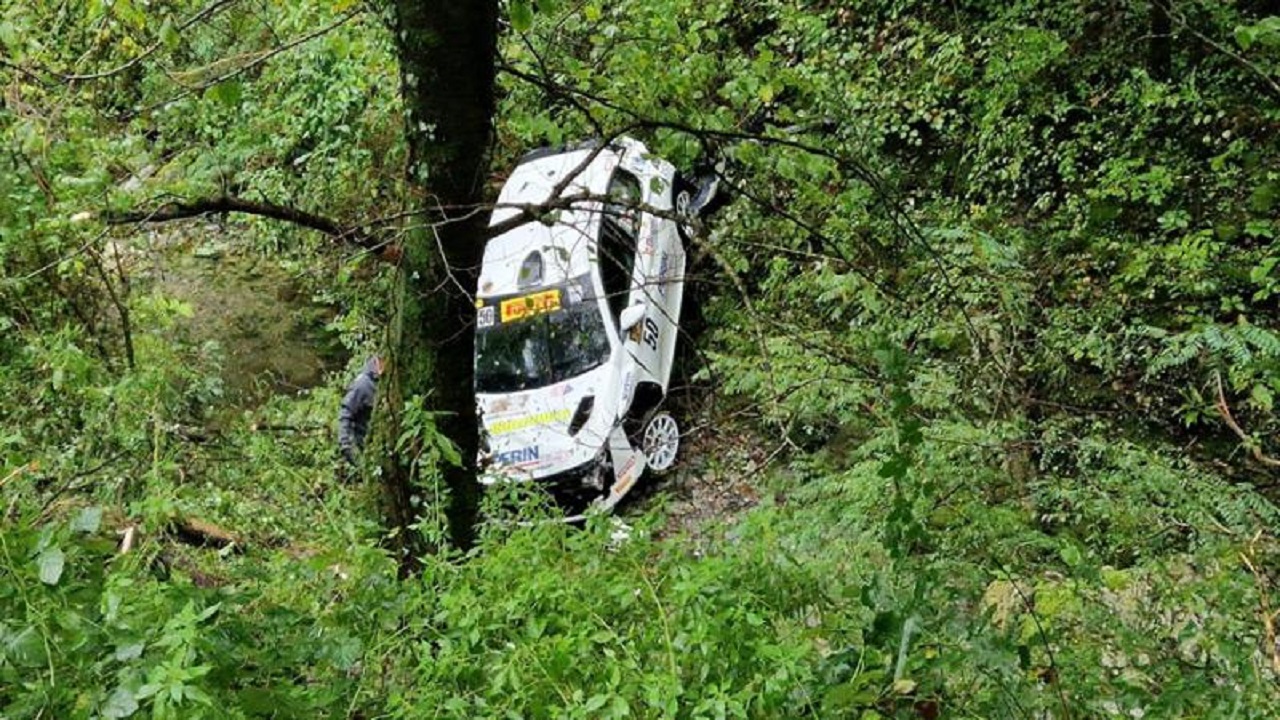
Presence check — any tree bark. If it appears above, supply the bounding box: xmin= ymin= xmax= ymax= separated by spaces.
xmin=380 ymin=0 xmax=497 ymax=569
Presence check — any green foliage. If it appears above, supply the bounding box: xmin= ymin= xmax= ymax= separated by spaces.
xmin=5 ymin=0 xmax=1280 ymax=716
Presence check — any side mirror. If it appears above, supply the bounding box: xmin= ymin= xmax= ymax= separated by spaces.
xmin=619 ymin=304 xmax=646 ymax=336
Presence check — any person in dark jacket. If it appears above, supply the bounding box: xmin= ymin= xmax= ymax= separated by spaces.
xmin=338 ymin=355 xmax=383 ymax=465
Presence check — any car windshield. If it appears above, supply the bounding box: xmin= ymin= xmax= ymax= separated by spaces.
xmin=474 ymin=277 xmax=610 ymax=394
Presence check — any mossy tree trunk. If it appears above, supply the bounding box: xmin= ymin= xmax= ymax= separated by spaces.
xmin=378 ymin=0 xmax=497 ymax=571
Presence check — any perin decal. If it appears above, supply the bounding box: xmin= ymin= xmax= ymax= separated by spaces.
xmin=495 ymin=446 xmax=540 ymax=466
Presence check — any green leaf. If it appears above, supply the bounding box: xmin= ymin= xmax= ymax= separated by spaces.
xmin=1245 ymin=219 xmax=1275 ymax=239
xmin=102 ymin=685 xmax=139 ymax=718
xmin=1059 ymin=543 xmax=1082 ymax=568
xmin=1251 ymin=384 xmax=1274 ymax=412
xmin=159 ymin=19 xmax=180 ymax=51
xmin=38 ymin=546 xmax=65 ymax=585
xmin=511 ymin=0 xmax=534 ymax=32
xmin=877 ymin=454 xmax=909 ymax=479
xmin=115 ymin=642 xmax=145 ymax=662
xmin=0 ymin=22 xmax=19 ymax=53
xmin=3 ymin=625 xmax=47 ymax=668
xmin=1235 ymin=25 xmax=1256 ymax=50
xmin=206 ymin=80 xmax=243 ymax=107
xmin=1250 ymin=257 xmax=1277 ymax=283
xmin=72 ymin=505 xmax=103 ymax=534
xmin=1250 ymin=182 xmax=1278 ymax=214
xmin=197 ymin=602 xmax=222 ymax=622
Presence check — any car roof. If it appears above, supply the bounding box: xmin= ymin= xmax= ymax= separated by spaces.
xmin=479 ymin=138 xmax=648 ymax=299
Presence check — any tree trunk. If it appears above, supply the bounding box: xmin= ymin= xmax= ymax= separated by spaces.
xmin=378 ymin=0 xmax=497 ymax=571
xmin=1149 ymin=0 xmax=1172 ymax=82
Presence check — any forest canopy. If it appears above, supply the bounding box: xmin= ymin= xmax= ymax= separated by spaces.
xmin=2 ymin=0 xmax=1280 ymax=717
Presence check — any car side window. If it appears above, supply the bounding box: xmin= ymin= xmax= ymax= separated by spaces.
xmin=599 ymin=169 xmax=642 ymax=325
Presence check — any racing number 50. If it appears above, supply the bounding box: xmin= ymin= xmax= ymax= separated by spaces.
xmin=642 ymin=318 xmax=659 ymax=350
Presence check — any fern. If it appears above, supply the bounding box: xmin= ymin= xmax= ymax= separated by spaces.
xmin=1151 ymin=322 xmax=1280 ymax=376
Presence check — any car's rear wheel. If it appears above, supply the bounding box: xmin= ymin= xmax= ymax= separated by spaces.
xmin=642 ymin=411 xmax=680 ymax=474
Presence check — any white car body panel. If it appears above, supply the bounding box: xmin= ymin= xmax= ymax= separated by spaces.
xmin=474 ymin=138 xmax=685 ymax=505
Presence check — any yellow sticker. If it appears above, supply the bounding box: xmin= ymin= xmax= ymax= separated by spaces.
xmin=489 ymin=408 xmax=571 ymax=435
xmin=499 ymin=289 xmax=561 ymax=323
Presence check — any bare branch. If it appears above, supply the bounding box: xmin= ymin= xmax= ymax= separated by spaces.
xmin=105 ymin=195 xmax=393 ymax=257
xmin=497 ymin=64 xmax=1001 ymax=374
xmin=0 ymin=58 xmax=53 ymax=86
xmin=1215 ymin=372 xmax=1280 ymax=469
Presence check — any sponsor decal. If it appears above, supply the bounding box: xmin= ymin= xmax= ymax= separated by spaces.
xmin=489 ymin=408 xmax=571 ymax=435
xmin=487 ymin=395 xmax=521 ymax=414
xmin=495 ymin=445 xmax=540 ymax=466
xmin=657 ymin=251 xmax=671 ymax=296
xmin=612 ymin=455 xmax=639 ymax=497
xmin=477 ymin=305 xmax=495 ymax=328
xmin=621 ymin=371 xmax=635 ymax=408
xmin=499 ymin=289 xmax=561 ymax=323
xmin=550 ymin=382 xmax=574 ymax=398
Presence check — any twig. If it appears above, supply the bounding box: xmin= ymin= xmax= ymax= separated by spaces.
xmin=1214 ymin=372 xmax=1280 ymax=468
xmin=1155 ymin=0 xmax=1280 ymax=99
xmin=62 ymin=0 xmax=242 ymax=82
xmin=0 ymin=463 xmax=33 ymax=489
xmin=123 ymin=9 xmax=362 ymax=119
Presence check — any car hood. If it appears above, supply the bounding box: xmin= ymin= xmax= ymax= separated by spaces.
xmin=477 ymin=364 xmax=620 ymax=481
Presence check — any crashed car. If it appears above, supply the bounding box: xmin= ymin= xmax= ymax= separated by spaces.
xmin=473 ymin=136 xmax=718 ymax=512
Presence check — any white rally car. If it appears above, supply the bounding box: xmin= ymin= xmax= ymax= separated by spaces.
xmin=473 ymin=136 xmax=716 ymax=512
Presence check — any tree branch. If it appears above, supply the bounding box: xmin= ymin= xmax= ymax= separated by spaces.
xmin=1215 ymin=372 xmax=1280 ymax=469
xmin=105 ymin=195 xmax=393 ymax=257
xmin=122 ymin=9 xmax=362 ymax=120
xmin=65 ymin=0 xmax=242 ymax=82
xmin=0 ymin=0 xmax=241 ymax=84
xmin=1154 ymin=0 xmax=1280 ymax=100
